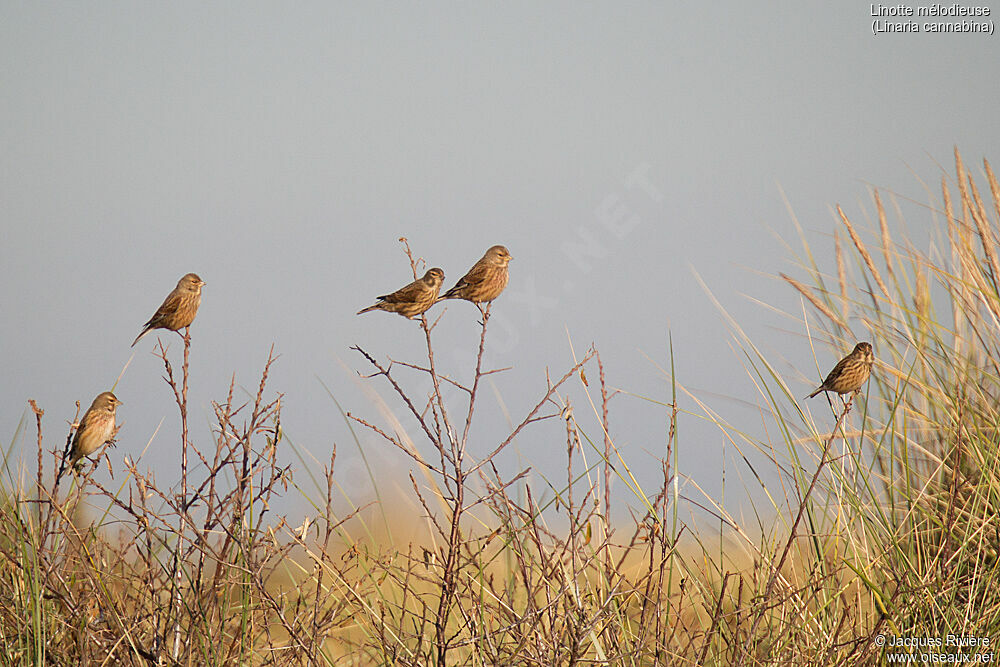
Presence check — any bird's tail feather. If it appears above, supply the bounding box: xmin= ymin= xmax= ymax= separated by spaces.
xmin=131 ymin=327 xmax=150 ymax=348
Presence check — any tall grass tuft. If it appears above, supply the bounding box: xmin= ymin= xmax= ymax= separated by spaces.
xmin=717 ymin=148 xmax=1000 ymax=663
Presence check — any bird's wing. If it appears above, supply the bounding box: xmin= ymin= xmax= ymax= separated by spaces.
xmin=447 ymin=259 xmax=489 ymax=292
xmin=144 ymin=288 xmax=184 ymax=326
xmin=441 ymin=259 xmax=487 ymax=298
xmin=822 ymin=357 xmax=849 ymax=385
xmin=75 ymin=406 xmax=96 ymax=433
xmin=462 ymin=257 xmax=491 ymax=284
xmin=379 ymin=278 xmax=425 ymax=304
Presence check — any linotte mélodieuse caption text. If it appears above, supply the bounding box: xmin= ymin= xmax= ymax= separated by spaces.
xmin=871 ymin=3 xmax=994 ymax=33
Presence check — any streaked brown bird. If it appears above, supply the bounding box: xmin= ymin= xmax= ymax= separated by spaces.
xmin=357 ymin=268 xmax=446 ymax=319
xmin=806 ymin=341 xmax=874 ymax=399
xmin=65 ymin=391 xmax=122 ymax=474
xmin=438 ymin=245 xmax=512 ymax=305
xmin=131 ymin=273 xmax=205 ymax=347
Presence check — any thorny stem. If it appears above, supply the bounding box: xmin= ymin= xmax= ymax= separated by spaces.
xmin=181 ymin=326 xmax=191 ymax=507
xmin=459 ymin=301 xmax=492 ymax=456
xmin=167 ymin=326 xmax=192 ymax=661
xmin=49 ymin=403 xmax=81 ymax=498
xmin=433 ymin=306 xmax=492 ymax=667
xmin=28 ymin=400 xmax=52 ymax=538
xmin=31 ymin=401 xmax=44 ymax=508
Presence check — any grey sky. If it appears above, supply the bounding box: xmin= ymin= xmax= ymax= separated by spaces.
xmin=2 ymin=3 xmax=998 ymax=515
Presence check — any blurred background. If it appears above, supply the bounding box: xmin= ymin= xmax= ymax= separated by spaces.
xmin=2 ymin=3 xmax=998 ymax=518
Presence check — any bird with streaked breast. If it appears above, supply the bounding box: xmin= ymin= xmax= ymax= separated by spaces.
xmin=132 ymin=273 xmax=205 ymax=347
xmin=437 ymin=245 xmax=512 ymax=305
xmin=806 ymin=342 xmax=874 ymax=400
xmin=62 ymin=391 xmax=122 ymax=477
xmin=357 ymin=268 xmax=446 ymax=319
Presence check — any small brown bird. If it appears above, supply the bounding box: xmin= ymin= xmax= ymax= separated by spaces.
xmin=438 ymin=245 xmax=512 ymax=305
xmin=65 ymin=391 xmax=122 ymax=474
xmin=132 ymin=273 xmax=205 ymax=347
xmin=357 ymin=268 xmax=446 ymax=319
xmin=806 ymin=342 xmax=874 ymax=399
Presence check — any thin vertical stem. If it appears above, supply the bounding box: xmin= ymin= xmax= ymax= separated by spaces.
xmin=737 ymin=398 xmax=855 ymax=664
xmin=171 ymin=327 xmax=192 ymax=660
